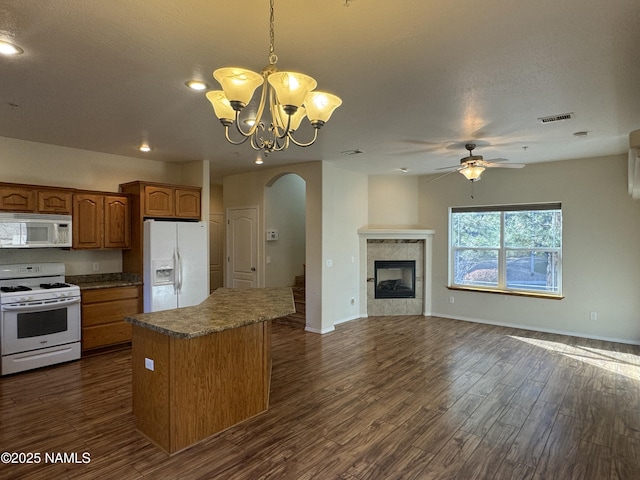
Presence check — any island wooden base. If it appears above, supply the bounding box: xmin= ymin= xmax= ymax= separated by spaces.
xmin=131 ymin=321 xmax=271 ymax=454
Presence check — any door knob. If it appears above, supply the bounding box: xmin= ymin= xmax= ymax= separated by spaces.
xmin=251 ymin=267 xmax=256 ymax=271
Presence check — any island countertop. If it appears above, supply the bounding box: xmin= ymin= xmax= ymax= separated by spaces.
xmin=125 ymin=287 xmax=295 ymax=339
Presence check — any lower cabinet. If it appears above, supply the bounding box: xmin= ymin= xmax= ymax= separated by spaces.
xmin=81 ymin=286 xmax=142 ymax=352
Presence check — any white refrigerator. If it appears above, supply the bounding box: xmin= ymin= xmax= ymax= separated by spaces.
xmin=143 ymin=220 xmax=209 ymax=313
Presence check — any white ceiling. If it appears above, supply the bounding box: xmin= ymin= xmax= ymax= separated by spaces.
xmin=1 ymin=0 xmax=639 ymax=182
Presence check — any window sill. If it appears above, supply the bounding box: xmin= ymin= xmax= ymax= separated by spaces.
xmin=447 ymin=285 xmax=564 ymax=300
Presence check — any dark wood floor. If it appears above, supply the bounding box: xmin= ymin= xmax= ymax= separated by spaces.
xmin=1 ymin=316 xmax=639 ymax=479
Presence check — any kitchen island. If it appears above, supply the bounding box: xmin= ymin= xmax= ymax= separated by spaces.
xmin=125 ymin=287 xmax=295 ymax=455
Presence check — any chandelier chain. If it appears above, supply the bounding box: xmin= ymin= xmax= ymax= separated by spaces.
xmin=268 ymin=0 xmax=278 ymax=65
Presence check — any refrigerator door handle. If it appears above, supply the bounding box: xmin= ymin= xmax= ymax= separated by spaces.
xmin=173 ymin=249 xmax=179 ymax=294
xmin=176 ymin=248 xmax=183 ymax=293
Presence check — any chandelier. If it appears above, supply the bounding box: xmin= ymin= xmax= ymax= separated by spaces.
xmin=206 ymin=0 xmax=342 ymax=155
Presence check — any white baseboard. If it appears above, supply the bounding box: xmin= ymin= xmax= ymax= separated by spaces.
xmin=334 ymin=314 xmax=361 ymax=326
xmin=304 ymin=325 xmax=335 ymax=334
xmin=431 ymin=312 xmax=640 ymax=346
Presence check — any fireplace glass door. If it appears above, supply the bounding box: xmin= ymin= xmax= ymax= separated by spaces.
xmin=374 ymin=260 xmax=416 ymax=299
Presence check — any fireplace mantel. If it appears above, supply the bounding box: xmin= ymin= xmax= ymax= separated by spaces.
xmin=357 ymin=228 xmax=435 ymax=240
xmin=358 ymin=228 xmax=434 ymax=316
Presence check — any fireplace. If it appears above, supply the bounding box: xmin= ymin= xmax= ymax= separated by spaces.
xmin=374 ymin=260 xmax=416 ymax=299
xmin=358 ymin=228 xmax=434 ymax=316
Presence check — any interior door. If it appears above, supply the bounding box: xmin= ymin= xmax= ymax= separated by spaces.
xmin=209 ymin=213 xmax=224 ymax=291
xmin=227 ymin=207 xmax=258 ymax=289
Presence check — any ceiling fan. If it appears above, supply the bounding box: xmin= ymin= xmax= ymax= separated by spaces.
xmin=436 ymin=143 xmax=525 ymax=182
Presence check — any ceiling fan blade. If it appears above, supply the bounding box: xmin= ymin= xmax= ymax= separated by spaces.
xmin=435 ymin=165 xmax=461 ymax=171
xmin=483 ymin=157 xmax=509 ymax=163
xmin=483 ymin=162 xmax=526 ymax=168
xmin=426 ymin=169 xmax=459 ymax=183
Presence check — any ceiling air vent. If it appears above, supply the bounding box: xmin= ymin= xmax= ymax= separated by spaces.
xmin=538 ymin=112 xmax=574 ymax=124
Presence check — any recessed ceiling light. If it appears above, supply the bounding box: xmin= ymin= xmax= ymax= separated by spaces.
xmin=573 ymin=131 xmax=588 ymax=137
xmin=185 ymin=80 xmax=208 ymax=91
xmin=139 ymin=143 xmax=152 ymax=152
xmin=398 ymin=167 xmax=409 ymax=173
xmin=0 ymin=40 xmax=24 ymax=56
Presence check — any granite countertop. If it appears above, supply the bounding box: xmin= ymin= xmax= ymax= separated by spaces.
xmin=125 ymin=287 xmax=295 ymax=339
xmin=67 ymin=272 xmax=142 ymax=290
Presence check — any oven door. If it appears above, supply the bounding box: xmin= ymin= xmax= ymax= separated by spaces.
xmin=1 ymin=297 xmax=81 ymax=355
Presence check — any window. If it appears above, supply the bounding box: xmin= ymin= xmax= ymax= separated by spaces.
xmin=449 ymin=203 xmax=562 ymax=297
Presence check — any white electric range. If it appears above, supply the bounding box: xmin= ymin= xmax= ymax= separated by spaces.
xmin=0 ymin=263 xmax=81 ymax=375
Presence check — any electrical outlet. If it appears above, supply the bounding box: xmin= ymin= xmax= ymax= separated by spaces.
xmin=449 ymin=296 xmax=455 ymax=304
xmin=145 ymin=358 xmax=155 ymax=371
xmin=92 ymin=262 xmax=100 ymax=272
xmin=590 ymin=311 xmax=598 ymax=321
xmin=350 ymin=297 xmax=355 ymax=305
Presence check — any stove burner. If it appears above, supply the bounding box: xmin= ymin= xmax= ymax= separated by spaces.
xmin=39 ymin=283 xmax=70 ymax=289
xmin=0 ymin=285 xmax=32 ymax=293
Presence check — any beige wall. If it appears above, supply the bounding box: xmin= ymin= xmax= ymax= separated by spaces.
xmin=415 ymin=154 xmax=640 ymax=344
xmin=0 ymin=136 xmax=183 ymax=191
xmin=322 ymin=163 xmax=369 ymax=330
xmin=368 ymin=175 xmax=420 ymax=227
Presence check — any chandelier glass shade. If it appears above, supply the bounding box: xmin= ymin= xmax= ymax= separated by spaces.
xmin=206 ymin=0 xmax=342 ymax=155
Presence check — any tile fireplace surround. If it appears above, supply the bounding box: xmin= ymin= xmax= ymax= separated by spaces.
xmin=358 ymin=229 xmax=434 ymax=317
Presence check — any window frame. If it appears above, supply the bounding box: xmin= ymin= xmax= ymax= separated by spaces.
xmin=448 ymin=203 xmax=563 ymax=298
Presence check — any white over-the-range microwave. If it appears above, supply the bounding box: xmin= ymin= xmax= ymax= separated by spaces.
xmin=0 ymin=213 xmax=72 ymax=248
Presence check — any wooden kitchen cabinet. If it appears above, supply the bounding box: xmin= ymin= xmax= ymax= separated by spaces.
xmin=0 ymin=184 xmax=73 ymax=214
xmin=144 ymin=185 xmax=174 ymax=217
xmin=73 ymin=194 xmax=103 ymax=248
xmin=81 ymin=285 xmax=142 ymax=352
xmin=37 ymin=189 xmax=72 ymax=214
xmin=0 ymin=185 xmax=36 ymax=212
xmin=73 ymin=193 xmax=131 ymax=249
xmin=120 ymin=181 xmax=201 ymax=220
xmin=104 ymin=195 xmax=131 ymax=248
xmin=175 ymin=187 xmax=201 ymax=218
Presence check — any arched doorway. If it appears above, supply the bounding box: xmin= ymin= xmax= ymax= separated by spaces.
xmin=264 ymin=173 xmax=306 ymax=327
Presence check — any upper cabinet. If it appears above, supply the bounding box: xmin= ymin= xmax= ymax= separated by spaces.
xmin=175 ymin=188 xmax=201 ymax=218
xmin=38 ymin=190 xmax=72 ymax=214
xmin=0 ymin=186 xmax=35 ymax=211
xmin=0 ymin=184 xmax=72 ymax=214
xmin=144 ymin=185 xmax=174 ymax=217
xmin=120 ymin=181 xmax=201 ymax=220
xmin=73 ymin=193 xmax=131 ymax=249
xmin=73 ymin=194 xmax=103 ymax=249
xmin=104 ymin=195 xmax=131 ymax=248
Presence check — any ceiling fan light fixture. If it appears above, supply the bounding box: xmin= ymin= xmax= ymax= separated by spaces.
xmin=459 ymin=165 xmax=485 ymax=182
